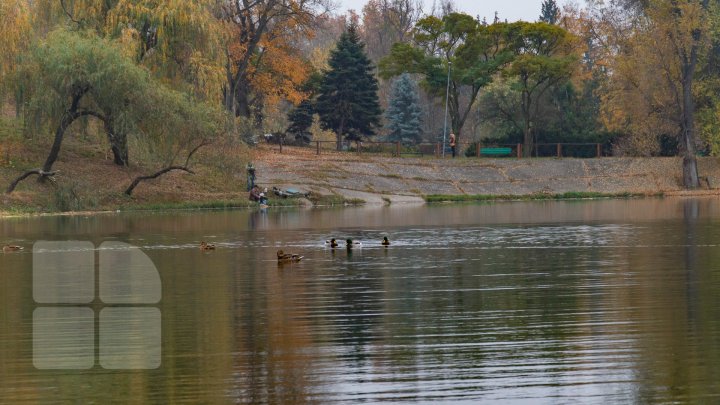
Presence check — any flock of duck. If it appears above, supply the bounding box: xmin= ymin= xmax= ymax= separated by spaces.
xmin=198 ymin=237 xmax=392 ymax=264
xmin=325 ymin=237 xmax=390 ymax=248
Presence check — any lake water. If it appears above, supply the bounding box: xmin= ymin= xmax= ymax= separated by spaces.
xmin=2 ymin=199 xmax=720 ymax=404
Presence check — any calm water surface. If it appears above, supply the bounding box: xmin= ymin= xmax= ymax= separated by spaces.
xmin=2 ymin=199 xmax=720 ymax=404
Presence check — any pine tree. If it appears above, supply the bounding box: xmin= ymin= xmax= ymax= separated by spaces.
xmin=287 ymin=100 xmax=315 ymax=144
xmin=385 ymin=74 xmax=422 ymax=144
xmin=539 ymin=0 xmax=560 ymax=24
xmin=316 ymin=23 xmax=382 ymax=150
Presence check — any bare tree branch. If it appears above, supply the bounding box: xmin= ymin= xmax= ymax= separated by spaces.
xmin=124 ymin=166 xmax=194 ymax=196
xmin=6 ymin=169 xmax=58 ymax=194
xmin=124 ymin=140 xmax=211 ymax=196
xmin=60 ymin=0 xmax=82 ymax=25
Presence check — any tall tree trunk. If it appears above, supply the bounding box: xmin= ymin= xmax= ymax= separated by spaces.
xmin=224 ymin=83 xmax=236 ymax=117
xmin=678 ymin=0 xmax=710 ymax=189
xmin=253 ymin=93 xmax=265 ymax=129
xmin=223 ymin=50 xmax=238 ymax=117
xmin=104 ymin=116 xmax=128 ymax=166
xmin=680 ymin=37 xmax=701 ymax=188
xmin=523 ymin=122 xmax=533 ymax=158
xmin=109 ymin=134 xmax=128 ymax=166
xmin=522 ymin=89 xmax=533 ymax=157
xmin=336 ymin=118 xmax=345 ymax=151
xmin=235 ymin=79 xmax=253 ymax=118
xmin=681 ymin=71 xmax=699 ymax=188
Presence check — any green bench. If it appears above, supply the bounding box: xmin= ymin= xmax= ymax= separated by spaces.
xmin=480 ymin=147 xmax=512 ymax=157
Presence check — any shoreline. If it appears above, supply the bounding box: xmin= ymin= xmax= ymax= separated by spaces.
xmin=4 ymin=143 xmax=720 ymax=218
xmin=3 ymin=189 xmax=720 ymax=219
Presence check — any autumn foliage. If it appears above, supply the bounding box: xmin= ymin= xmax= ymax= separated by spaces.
xmin=1 ymin=0 xmax=719 ymax=193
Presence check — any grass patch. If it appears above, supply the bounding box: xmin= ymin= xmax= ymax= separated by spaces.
xmin=120 ymin=198 xmax=306 ymax=212
xmin=424 ymin=191 xmax=657 ymax=203
xmin=308 ymin=193 xmax=365 ymax=206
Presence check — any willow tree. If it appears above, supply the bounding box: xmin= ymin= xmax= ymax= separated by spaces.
xmin=30 ymin=0 xmax=225 ymax=162
xmin=34 ymin=0 xmax=224 ymax=96
xmin=105 ymin=0 xmax=225 ymax=98
xmin=124 ymin=83 xmax=224 ymax=196
xmin=7 ymin=29 xmax=220 ymax=193
xmin=0 ymin=0 xmax=33 ymax=91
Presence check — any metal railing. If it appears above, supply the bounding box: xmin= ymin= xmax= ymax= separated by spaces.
xmin=274 ymin=140 xmax=604 ymax=159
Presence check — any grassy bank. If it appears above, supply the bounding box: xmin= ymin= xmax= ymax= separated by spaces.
xmin=0 ymin=124 xmax=252 ymax=215
xmin=119 ymin=194 xmax=367 ymax=212
xmin=0 ymin=120 xmax=684 ymax=217
xmin=423 ymin=191 xmax=661 ymax=203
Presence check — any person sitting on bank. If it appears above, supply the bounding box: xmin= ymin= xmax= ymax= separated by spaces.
xmin=249 ymin=185 xmax=261 ymax=202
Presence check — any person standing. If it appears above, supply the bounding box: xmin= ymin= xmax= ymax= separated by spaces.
xmin=246 ymin=162 xmax=256 ymax=191
xmin=449 ymin=133 xmax=456 ymax=158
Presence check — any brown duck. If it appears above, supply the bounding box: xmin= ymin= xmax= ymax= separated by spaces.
xmin=277 ymin=250 xmax=303 ymax=263
xmin=2 ymin=245 xmax=23 ymax=253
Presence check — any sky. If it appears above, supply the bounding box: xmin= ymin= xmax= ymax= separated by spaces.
xmin=337 ymin=0 xmax=572 ymax=22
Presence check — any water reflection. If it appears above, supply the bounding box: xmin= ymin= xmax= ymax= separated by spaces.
xmin=2 ymin=198 xmax=720 ymax=403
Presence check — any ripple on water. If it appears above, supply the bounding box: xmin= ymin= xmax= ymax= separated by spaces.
xmin=3 ymin=204 xmax=720 ymax=404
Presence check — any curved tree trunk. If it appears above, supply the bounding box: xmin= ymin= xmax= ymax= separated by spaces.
xmin=7 ymin=86 xmax=90 ymax=193
xmin=42 ymin=111 xmax=77 ymax=173
xmin=41 ymin=87 xmax=88 ymax=173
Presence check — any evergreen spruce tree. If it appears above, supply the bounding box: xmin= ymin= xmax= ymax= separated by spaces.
xmin=287 ymin=100 xmax=315 ymax=144
xmin=385 ymin=73 xmax=422 ymax=144
xmin=539 ymin=0 xmax=560 ymax=24
xmin=316 ymin=23 xmax=382 ymax=150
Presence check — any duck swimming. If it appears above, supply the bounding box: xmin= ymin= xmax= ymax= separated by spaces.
xmin=2 ymin=245 xmax=23 ymax=253
xmin=326 ymin=238 xmax=339 ymax=248
xmin=346 ymin=239 xmax=362 ymax=248
xmin=381 ymin=237 xmax=390 ymax=246
xmin=199 ymin=241 xmax=216 ymax=251
xmin=277 ymin=250 xmax=303 ymax=263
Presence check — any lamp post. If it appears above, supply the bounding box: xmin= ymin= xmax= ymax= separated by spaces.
xmin=442 ymin=61 xmax=452 ymax=158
